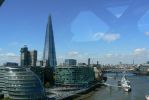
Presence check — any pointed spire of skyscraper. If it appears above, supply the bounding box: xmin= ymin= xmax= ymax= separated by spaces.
xmin=43 ymin=15 xmax=57 ymax=68
xmin=0 ymin=0 xmax=4 ymax=7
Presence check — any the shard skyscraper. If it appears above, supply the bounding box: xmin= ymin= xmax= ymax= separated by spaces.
xmin=43 ymin=16 xmax=57 ymax=69
xmin=0 ymin=0 xmax=4 ymax=7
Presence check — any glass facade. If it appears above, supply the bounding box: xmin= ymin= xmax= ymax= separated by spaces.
xmin=0 ymin=66 xmax=45 ymax=100
xmin=0 ymin=67 xmax=5 ymax=92
xmin=0 ymin=0 xmax=4 ymax=6
xmin=64 ymin=59 xmax=77 ymax=66
xmin=43 ymin=16 xmax=57 ymax=68
xmin=55 ymin=66 xmax=95 ymax=87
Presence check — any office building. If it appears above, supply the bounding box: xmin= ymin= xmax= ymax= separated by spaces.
xmin=43 ymin=16 xmax=57 ymax=68
xmin=0 ymin=66 xmax=45 ymax=100
xmin=3 ymin=62 xmax=18 ymax=67
xmin=20 ymin=45 xmax=31 ymax=66
xmin=64 ymin=59 xmax=77 ymax=66
xmin=55 ymin=65 xmax=95 ymax=87
xmin=20 ymin=45 xmax=37 ymax=67
xmin=30 ymin=50 xmax=37 ymax=66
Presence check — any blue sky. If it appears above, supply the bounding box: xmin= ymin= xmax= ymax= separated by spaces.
xmin=0 ymin=0 xmax=149 ymax=65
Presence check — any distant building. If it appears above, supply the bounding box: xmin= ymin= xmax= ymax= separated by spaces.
xmin=30 ymin=50 xmax=37 ymax=66
xmin=20 ymin=45 xmax=37 ymax=67
xmin=43 ymin=16 xmax=57 ymax=68
xmin=3 ymin=62 xmax=18 ymax=67
xmin=139 ymin=64 xmax=149 ymax=72
xmin=20 ymin=45 xmax=30 ymax=66
xmin=64 ymin=59 xmax=77 ymax=66
xmin=55 ymin=65 xmax=95 ymax=87
xmin=0 ymin=0 xmax=4 ymax=7
xmin=78 ymin=63 xmax=86 ymax=66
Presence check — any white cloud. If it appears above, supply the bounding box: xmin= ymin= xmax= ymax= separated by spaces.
xmin=67 ymin=51 xmax=80 ymax=57
xmin=6 ymin=53 xmax=16 ymax=56
xmin=0 ymin=52 xmax=19 ymax=65
xmin=145 ymin=32 xmax=149 ymax=36
xmin=93 ymin=32 xmax=120 ymax=42
xmin=37 ymin=51 xmax=43 ymax=60
xmin=133 ymin=48 xmax=147 ymax=55
xmin=106 ymin=53 xmax=113 ymax=58
xmin=99 ymin=48 xmax=149 ymax=64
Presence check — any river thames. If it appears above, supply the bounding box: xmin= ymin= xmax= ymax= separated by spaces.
xmin=79 ymin=73 xmax=149 ymax=100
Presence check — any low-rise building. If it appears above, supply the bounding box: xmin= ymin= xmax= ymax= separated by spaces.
xmin=139 ymin=64 xmax=149 ymax=72
xmin=55 ymin=65 xmax=95 ymax=87
xmin=3 ymin=62 xmax=18 ymax=67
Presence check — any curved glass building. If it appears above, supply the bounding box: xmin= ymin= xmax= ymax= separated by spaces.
xmin=0 ymin=66 xmax=45 ymax=100
xmin=0 ymin=66 xmax=5 ymax=92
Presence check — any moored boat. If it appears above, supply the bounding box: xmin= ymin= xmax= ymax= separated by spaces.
xmin=145 ymin=95 xmax=149 ymax=100
xmin=121 ymin=74 xmax=131 ymax=92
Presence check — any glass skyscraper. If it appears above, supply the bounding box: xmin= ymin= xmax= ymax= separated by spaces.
xmin=0 ymin=0 xmax=4 ymax=7
xmin=43 ymin=16 xmax=57 ymax=68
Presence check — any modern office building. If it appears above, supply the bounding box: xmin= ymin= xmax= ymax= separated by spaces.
xmin=64 ymin=59 xmax=77 ymax=66
xmin=55 ymin=65 xmax=95 ymax=87
xmin=43 ymin=16 xmax=57 ymax=68
xmin=0 ymin=0 xmax=4 ymax=7
xmin=20 ymin=46 xmax=31 ymax=66
xmin=30 ymin=50 xmax=37 ymax=66
xmin=0 ymin=66 xmax=45 ymax=100
xmin=20 ymin=45 xmax=37 ymax=67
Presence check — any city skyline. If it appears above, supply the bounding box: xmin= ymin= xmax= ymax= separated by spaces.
xmin=0 ymin=0 xmax=149 ymax=65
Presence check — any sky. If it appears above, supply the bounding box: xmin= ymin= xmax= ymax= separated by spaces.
xmin=0 ymin=0 xmax=149 ymax=65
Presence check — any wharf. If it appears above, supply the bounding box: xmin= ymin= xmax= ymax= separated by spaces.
xmin=46 ymin=82 xmax=102 ymax=100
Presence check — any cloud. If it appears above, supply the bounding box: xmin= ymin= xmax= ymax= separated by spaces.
xmin=145 ymin=32 xmax=149 ymax=36
xmin=133 ymin=48 xmax=148 ymax=55
xmin=0 ymin=52 xmax=19 ymax=65
xmin=93 ymin=32 xmax=120 ymax=42
xmin=37 ymin=51 xmax=43 ymax=60
xmin=67 ymin=51 xmax=80 ymax=57
xmin=6 ymin=53 xmax=16 ymax=56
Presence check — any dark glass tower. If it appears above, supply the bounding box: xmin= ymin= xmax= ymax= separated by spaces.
xmin=0 ymin=0 xmax=4 ymax=7
xmin=43 ymin=16 xmax=57 ymax=68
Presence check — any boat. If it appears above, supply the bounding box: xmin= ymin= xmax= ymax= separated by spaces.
xmin=121 ymin=74 xmax=131 ymax=92
xmin=145 ymin=95 xmax=149 ymax=100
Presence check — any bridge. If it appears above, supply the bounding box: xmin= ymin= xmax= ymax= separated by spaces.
xmin=101 ymin=67 xmax=134 ymax=73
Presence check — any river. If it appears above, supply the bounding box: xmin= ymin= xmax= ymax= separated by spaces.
xmin=80 ymin=73 xmax=149 ymax=100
